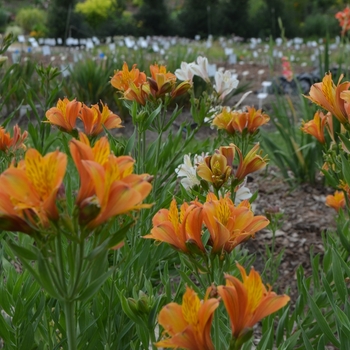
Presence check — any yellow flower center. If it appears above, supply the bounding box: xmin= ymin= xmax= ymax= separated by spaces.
xmin=26 ymin=152 xmax=58 ymax=200
xmin=182 ymin=289 xmax=200 ymax=327
xmin=216 ymin=199 xmax=231 ymax=226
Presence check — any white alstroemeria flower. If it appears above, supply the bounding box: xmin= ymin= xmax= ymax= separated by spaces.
xmin=175 ymin=153 xmax=206 ymax=190
xmin=175 ymin=61 xmax=195 ymax=81
xmin=190 ymin=56 xmax=211 ymax=83
xmin=234 ymin=185 xmax=252 ymax=205
xmin=214 ymin=70 xmax=239 ymax=101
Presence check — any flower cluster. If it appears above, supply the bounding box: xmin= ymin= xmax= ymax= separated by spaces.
xmin=197 ymin=143 xmax=268 ymax=190
xmin=145 ymin=193 xmax=269 ymax=255
xmin=281 ymin=56 xmax=293 ymax=82
xmin=212 ymin=106 xmax=270 ymax=135
xmin=335 ymin=6 xmax=350 ymax=36
xmin=304 ymin=73 xmax=350 ymax=127
xmin=155 ymin=263 xmax=290 ymax=350
xmin=111 ymin=62 xmax=192 ymax=105
xmin=175 ymin=56 xmax=239 ymax=102
xmin=0 ymin=124 xmax=28 ymax=153
xmin=45 ymin=98 xmax=122 ymax=136
xmin=0 ymin=133 xmax=152 ymax=233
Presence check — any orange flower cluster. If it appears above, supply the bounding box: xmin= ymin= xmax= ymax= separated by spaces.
xmin=70 ymin=132 xmax=152 ymax=228
xmin=111 ymin=62 xmax=191 ymax=105
xmin=0 ymin=149 xmax=67 ymax=232
xmin=212 ymin=107 xmax=270 ymax=135
xmin=0 ymin=133 xmax=152 ymax=233
xmin=197 ymin=143 xmax=267 ymax=189
xmin=45 ymin=98 xmax=122 ymax=136
xmin=304 ymin=73 xmax=350 ymax=126
xmin=155 ymin=264 xmax=290 ymax=350
xmin=145 ymin=193 xmax=269 ymax=255
xmin=335 ymin=6 xmax=350 ymax=36
xmin=0 ymin=125 xmax=28 ymax=152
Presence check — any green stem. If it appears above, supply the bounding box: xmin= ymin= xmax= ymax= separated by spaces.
xmin=106 ymin=250 xmax=118 ymax=347
xmin=63 ymin=301 xmax=77 ymax=350
xmin=69 ymin=240 xmax=84 ymax=299
xmin=55 ymin=234 xmax=67 ymax=296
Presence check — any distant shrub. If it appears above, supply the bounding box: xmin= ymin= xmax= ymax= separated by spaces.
xmin=5 ymin=25 xmax=23 ymax=37
xmin=302 ymin=13 xmax=339 ymax=38
xmin=0 ymin=8 xmax=10 ymax=31
xmin=15 ymin=7 xmax=47 ymax=34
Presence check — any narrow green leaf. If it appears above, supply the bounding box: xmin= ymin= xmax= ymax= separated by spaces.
xmin=331 ymin=250 xmax=347 ymax=303
xmin=8 ymin=242 xmax=37 ymax=261
xmin=77 ymin=268 xmax=115 ymax=302
xmin=307 ymin=288 xmax=340 ymax=347
xmin=340 ymin=153 xmax=350 ymax=186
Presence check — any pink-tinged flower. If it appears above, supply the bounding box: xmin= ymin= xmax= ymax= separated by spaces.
xmin=45 ymin=98 xmax=81 ymax=133
xmin=217 ymin=263 xmax=290 ymax=342
xmin=0 ymin=125 xmax=28 ymax=152
xmin=144 ymin=198 xmax=205 ymax=254
xmin=304 ymin=73 xmax=350 ymax=125
xmin=301 ymin=110 xmax=330 ymax=144
xmin=335 ymin=6 xmax=350 ymax=36
xmin=282 ymin=56 xmax=293 ymax=82
xmin=326 ymin=190 xmax=346 ymax=212
xmin=155 ymin=286 xmax=219 ymax=350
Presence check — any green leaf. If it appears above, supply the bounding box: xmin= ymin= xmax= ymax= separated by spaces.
xmin=298 ymin=317 xmax=314 ymax=350
xmin=86 ymin=221 xmax=133 ymax=261
xmin=306 ymin=287 xmax=340 ymax=347
xmin=340 ymin=152 xmax=350 ymax=186
xmin=0 ymin=312 xmax=12 ymax=343
xmin=8 ymin=241 xmax=37 ymax=261
xmin=331 ymin=249 xmax=347 ymax=303
xmin=77 ymin=268 xmax=115 ymax=302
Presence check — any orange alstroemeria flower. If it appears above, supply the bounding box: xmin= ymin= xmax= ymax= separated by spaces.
xmin=326 ymin=190 xmax=346 ymax=212
xmin=70 ymin=133 xmax=111 ymax=204
xmin=235 ymin=143 xmax=268 ymax=181
xmin=0 ymin=124 xmax=28 ymax=152
xmin=212 ymin=107 xmax=270 ymax=135
xmin=304 ymin=73 xmax=350 ymax=125
xmin=80 ymin=102 xmax=122 ymax=136
xmin=301 ymin=110 xmax=329 ymax=144
xmin=217 ymin=263 xmax=290 ymax=341
xmin=197 ymin=149 xmax=233 ymax=190
xmin=70 ymin=134 xmax=152 ymax=227
xmin=0 ymin=191 xmax=34 ymax=234
xmin=202 ymin=193 xmax=269 ymax=254
xmin=45 ymin=97 xmax=82 ymax=133
xmin=144 ymin=198 xmax=205 ymax=254
xmin=155 ymin=286 xmax=219 ymax=350
xmin=111 ymin=62 xmax=147 ymax=92
xmin=124 ymin=81 xmax=151 ymax=106
xmin=0 ymin=148 xmax=67 ymax=224
xmin=149 ymin=64 xmax=177 ymax=96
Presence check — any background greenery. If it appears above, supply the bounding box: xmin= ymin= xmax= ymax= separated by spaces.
xmin=0 ymin=0 xmax=347 ymax=41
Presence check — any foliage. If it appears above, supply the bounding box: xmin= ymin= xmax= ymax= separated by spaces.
xmin=15 ymin=7 xmax=47 ymax=34
xmin=75 ymin=0 xmax=114 ymax=30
